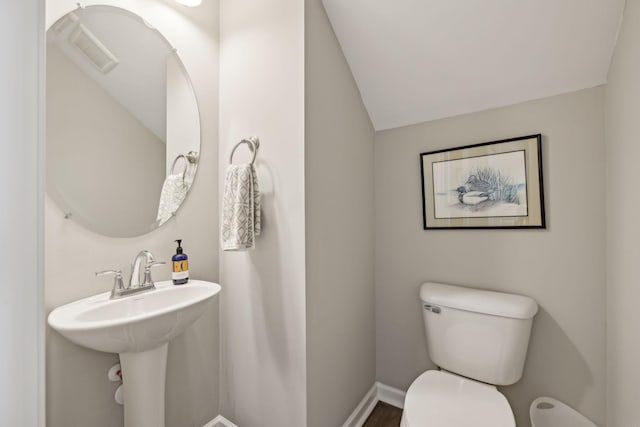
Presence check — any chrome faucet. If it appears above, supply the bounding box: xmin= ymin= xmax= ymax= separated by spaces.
xmin=96 ymin=250 xmax=166 ymax=299
xmin=130 ymin=250 xmax=155 ymax=289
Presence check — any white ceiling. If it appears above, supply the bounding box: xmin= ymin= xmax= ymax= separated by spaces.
xmin=322 ymin=0 xmax=626 ymax=131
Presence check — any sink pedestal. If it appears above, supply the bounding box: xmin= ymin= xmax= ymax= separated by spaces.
xmin=119 ymin=343 xmax=168 ymax=427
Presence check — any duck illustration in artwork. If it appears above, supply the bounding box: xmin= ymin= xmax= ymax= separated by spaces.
xmin=458 ymin=191 xmax=491 ymax=205
xmin=457 ymin=174 xmax=494 ymax=193
xmin=456 ymin=175 xmax=496 ymax=206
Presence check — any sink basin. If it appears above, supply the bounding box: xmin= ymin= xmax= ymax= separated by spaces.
xmin=49 ymin=280 xmax=220 ymax=353
xmin=48 ymin=279 xmax=221 ymax=427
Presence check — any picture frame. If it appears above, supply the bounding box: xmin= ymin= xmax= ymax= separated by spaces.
xmin=420 ymin=134 xmax=545 ymax=229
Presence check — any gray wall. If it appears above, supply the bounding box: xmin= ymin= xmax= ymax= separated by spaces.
xmin=374 ymin=87 xmax=606 ymax=427
xmin=0 ymin=0 xmax=45 ymax=424
xmin=305 ymin=0 xmax=376 ymax=426
xmin=45 ymin=1 xmax=220 ymax=426
xmin=218 ymin=0 xmax=307 ymax=425
xmin=605 ymin=0 xmax=640 ymax=425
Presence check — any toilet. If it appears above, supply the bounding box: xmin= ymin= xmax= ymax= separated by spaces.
xmin=401 ymin=282 xmax=538 ymax=427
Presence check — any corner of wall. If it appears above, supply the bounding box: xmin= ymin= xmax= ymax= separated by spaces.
xmin=305 ymin=0 xmax=376 ymax=426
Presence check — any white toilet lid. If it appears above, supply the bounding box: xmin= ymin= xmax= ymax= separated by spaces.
xmin=403 ymin=370 xmax=515 ymax=427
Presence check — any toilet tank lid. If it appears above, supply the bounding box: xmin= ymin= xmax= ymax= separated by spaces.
xmin=420 ymin=282 xmax=538 ymax=319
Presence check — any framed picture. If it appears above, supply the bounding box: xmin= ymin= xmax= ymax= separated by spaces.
xmin=420 ymin=134 xmax=545 ymax=229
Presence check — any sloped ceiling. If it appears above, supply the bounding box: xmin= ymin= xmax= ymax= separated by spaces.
xmin=322 ymin=0 xmax=626 ymax=130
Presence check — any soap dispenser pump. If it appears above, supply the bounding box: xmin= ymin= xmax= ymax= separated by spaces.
xmin=172 ymin=239 xmax=189 ymax=285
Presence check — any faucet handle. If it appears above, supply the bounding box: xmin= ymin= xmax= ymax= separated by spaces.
xmin=96 ymin=270 xmax=126 ymax=298
xmin=142 ymin=261 xmax=166 ymax=287
xmin=96 ymin=269 xmax=122 ymax=278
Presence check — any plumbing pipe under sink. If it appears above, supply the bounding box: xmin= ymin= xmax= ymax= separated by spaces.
xmin=530 ymin=397 xmax=598 ymax=427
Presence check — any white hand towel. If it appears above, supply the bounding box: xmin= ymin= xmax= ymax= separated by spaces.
xmin=156 ymin=173 xmax=189 ymax=226
xmin=222 ymin=164 xmax=261 ymax=251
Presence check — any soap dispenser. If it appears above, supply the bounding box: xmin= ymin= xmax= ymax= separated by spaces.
xmin=172 ymin=239 xmax=189 ymax=285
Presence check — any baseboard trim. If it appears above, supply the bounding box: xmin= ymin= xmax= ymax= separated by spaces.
xmin=342 ymin=383 xmax=379 ymax=427
xmin=376 ymin=382 xmax=406 ymax=409
xmin=203 ymin=415 xmax=238 ymax=427
xmin=342 ymin=382 xmax=407 ymax=427
xmin=206 ymin=382 xmax=407 ymax=427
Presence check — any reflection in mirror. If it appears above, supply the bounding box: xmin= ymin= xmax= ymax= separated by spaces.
xmin=46 ymin=5 xmax=200 ymax=237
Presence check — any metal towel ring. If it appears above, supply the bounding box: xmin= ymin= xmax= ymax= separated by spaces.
xmin=229 ymin=136 xmax=260 ymax=165
xmin=171 ymin=155 xmax=187 ymax=180
xmin=170 ymin=151 xmax=199 ymax=180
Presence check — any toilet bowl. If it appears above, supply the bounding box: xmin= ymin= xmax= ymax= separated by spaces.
xmin=400 ymin=370 xmax=514 ymax=427
xmin=530 ymin=397 xmax=598 ymax=427
xmin=400 ymin=282 xmax=538 ymax=427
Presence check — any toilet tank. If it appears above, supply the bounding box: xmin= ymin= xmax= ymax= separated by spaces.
xmin=420 ymin=282 xmax=538 ymax=386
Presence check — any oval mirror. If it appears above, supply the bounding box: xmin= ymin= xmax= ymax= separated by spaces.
xmin=46 ymin=5 xmax=200 ymax=237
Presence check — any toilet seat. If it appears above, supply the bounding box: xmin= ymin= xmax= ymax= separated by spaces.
xmin=401 ymin=370 xmax=515 ymax=427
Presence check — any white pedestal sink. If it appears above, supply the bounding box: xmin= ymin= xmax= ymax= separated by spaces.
xmin=48 ymin=280 xmax=221 ymax=427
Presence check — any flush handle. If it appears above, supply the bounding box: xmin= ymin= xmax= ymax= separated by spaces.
xmin=423 ymin=304 xmax=441 ymax=314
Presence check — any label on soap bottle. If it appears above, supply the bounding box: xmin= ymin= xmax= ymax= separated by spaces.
xmin=172 ymin=260 xmax=189 ymax=280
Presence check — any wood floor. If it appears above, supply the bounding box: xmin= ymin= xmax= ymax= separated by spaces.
xmin=363 ymin=402 xmax=403 ymax=427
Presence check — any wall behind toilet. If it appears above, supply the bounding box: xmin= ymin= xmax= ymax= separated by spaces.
xmin=374 ymin=87 xmax=606 ymax=427
xmin=44 ymin=1 xmax=220 ymax=426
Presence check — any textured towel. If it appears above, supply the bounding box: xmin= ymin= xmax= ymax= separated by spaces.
xmin=156 ymin=173 xmax=189 ymax=226
xmin=222 ymin=164 xmax=261 ymax=251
